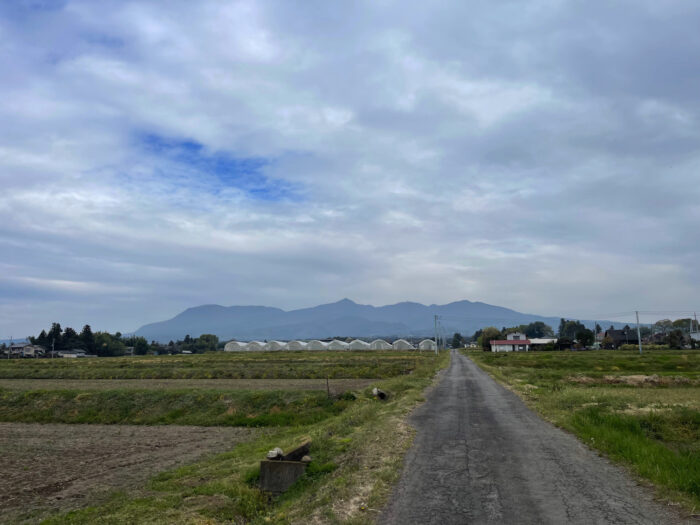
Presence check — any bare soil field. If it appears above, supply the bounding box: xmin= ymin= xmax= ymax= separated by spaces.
xmin=0 ymin=378 xmax=376 ymax=393
xmin=0 ymin=423 xmax=258 ymax=523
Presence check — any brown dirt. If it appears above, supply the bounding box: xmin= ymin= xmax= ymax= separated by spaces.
xmin=0 ymin=378 xmax=376 ymax=393
xmin=567 ymin=375 xmax=696 ymax=386
xmin=0 ymin=423 xmax=258 ymax=523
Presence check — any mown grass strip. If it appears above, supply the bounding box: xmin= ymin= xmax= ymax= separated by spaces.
xmin=38 ymin=351 xmax=450 ymax=524
xmin=0 ymin=388 xmax=351 ymax=427
xmin=0 ymin=351 xmax=431 ymax=380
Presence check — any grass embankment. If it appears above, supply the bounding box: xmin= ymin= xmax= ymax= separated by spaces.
xmin=40 ymin=350 xmax=450 ymax=525
xmin=0 ymin=389 xmax=351 ymax=427
xmin=0 ymin=351 xmax=424 ymax=379
xmin=467 ymin=350 xmax=700 ymax=513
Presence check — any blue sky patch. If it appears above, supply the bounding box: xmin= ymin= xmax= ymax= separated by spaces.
xmin=137 ymin=133 xmax=300 ymax=202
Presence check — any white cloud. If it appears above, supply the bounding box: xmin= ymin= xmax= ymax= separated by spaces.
xmin=1 ymin=0 xmax=699 ymax=336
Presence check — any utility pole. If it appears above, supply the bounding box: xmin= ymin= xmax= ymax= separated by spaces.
xmin=434 ymin=315 xmax=439 ymax=355
xmin=635 ymin=311 xmax=643 ymax=355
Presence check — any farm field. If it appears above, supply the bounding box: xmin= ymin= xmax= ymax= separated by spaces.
xmin=0 ymin=350 xmax=448 ymax=524
xmin=0 ymin=423 xmax=257 ymax=524
xmin=0 ymin=378 xmax=375 ymax=393
xmin=0 ymin=351 xmax=427 ymax=379
xmin=467 ymin=350 xmax=700 ymax=513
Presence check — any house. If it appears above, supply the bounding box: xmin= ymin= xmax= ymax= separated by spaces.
xmin=490 ymin=332 xmax=531 ymax=352
xmin=604 ymin=329 xmax=638 ymax=348
xmin=3 ymin=342 xmax=46 ymax=358
xmin=529 ymin=338 xmax=557 ymax=349
xmin=58 ymin=349 xmax=88 ymax=358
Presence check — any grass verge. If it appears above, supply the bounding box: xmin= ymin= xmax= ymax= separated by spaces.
xmin=467 ymin=349 xmax=700 ymax=514
xmin=0 ymin=388 xmax=351 ymax=427
xmin=0 ymin=351 xmax=432 ymax=380
xmin=39 ymin=350 xmax=450 ymax=524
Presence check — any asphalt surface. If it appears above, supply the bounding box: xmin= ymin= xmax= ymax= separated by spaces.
xmin=381 ymin=350 xmax=691 ymax=525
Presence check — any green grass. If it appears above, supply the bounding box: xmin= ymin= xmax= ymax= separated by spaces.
xmin=0 ymin=388 xmax=352 ymax=427
xmin=467 ymin=349 xmax=700 ymax=513
xmin=0 ymin=351 xmax=430 ymax=379
xmin=38 ymin=350 xmax=450 ymax=524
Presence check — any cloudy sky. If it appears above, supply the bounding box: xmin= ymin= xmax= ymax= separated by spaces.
xmin=2 ymin=0 xmax=699 ymax=336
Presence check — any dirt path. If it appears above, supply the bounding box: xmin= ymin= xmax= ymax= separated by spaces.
xmin=0 ymin=423 xmax=257 ymax=523
xmin=381 ymin=350 xmax=691 ymax=524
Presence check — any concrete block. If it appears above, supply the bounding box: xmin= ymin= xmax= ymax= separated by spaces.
xmin=260 ymin=460 xmax=307 ymax=493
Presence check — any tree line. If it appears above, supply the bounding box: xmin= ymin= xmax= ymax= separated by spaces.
xmin=27 ymin=323 xmax=221 ymax=356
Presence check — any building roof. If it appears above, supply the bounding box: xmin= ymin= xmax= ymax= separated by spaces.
xmin=490 ymin=339 xmax=531 ymax=345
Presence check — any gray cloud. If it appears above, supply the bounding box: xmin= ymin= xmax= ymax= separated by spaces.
xmin=1 ymin=0 xmax=699 ymax=336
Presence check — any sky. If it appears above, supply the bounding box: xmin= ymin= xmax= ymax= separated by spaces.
xmin=1 ymin=0 xmax=699 ymax=337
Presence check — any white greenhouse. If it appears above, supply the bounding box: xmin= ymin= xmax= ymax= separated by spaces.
xmin=306 ymin=340 xmax=329 ymax=350
xmin=327 ymin=339 xmax=349 ymax=350
xmin=392 ymin=339 xmax=415 ymax=350
xmin=369 ymin=339 xmax=393 ymax=350
xmin=245 ymin=341 xmax=265 ymax=351
xmin=286 ymin=340 xmax=308 ymax=350
xmin=347 ymin=339 xmax=371 ymax=350
xmin=263 ymin=341 xmax=286 ymax=351
xmin=224 ymin=341 xmax=247 ymax=352
xmin=418 ymin=339 xmax=437 ymax=351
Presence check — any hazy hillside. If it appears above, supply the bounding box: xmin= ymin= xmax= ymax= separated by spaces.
xmin=134 ymin=298 xmax=611 ymax=342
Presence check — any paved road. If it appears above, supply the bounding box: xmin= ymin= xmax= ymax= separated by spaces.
xmin=381 ymin=350 xmax=691 ymax=525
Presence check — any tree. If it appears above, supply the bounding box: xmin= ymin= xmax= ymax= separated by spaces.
xmin=522 ymin=322 xmax=554 ymax=338
xmin=134 ymin=337 xmax=149 ymax=355
xmin=48 ymin=322 xmax=63 ymax=350
xmin=668 ymin=329 xmax=685 ymax=349
xmin=478 ymin=327 xmax=502 ymax=351
xmin=655 ymin=319 xmax=673 ymax=334
xmin=79 ymin=325 xmax=96 ymax=354
xmin=193 ymin=334 xmax=219 ymax=353
xmin=451 ymin=333 xmax=464 ymax=348
xmin=576 ymin=329 xmax=594 ymax=347
xmin=94 ymin=332 xmax=126 ymax=357
xmin=62 ymin=327 xmax=83 ymax=350
xmin=595 ymin=323 xmax=602 ymax=334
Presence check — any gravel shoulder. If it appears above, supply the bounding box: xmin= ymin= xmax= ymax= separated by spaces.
xmin=0 ymin=423 xmax=258 ymax=523
xmin=380 ymin=350 xmax=692 ymax=525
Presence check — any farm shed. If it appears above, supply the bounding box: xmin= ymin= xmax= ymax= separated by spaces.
xmin=347 ymin=339 xmax=371 ymax=350
xmin=306 ymin=340 xmax=329 ymax=350
xmin=392 ymin=339 xmax=415 ymax=350
xmin=327 ymin=340 xmax=349 ymax=350
xmin=286 ymin=340 xmax=308 ymax=350
xmin=418 ymin=339 xmax=437 ymax=351
xmin=370 ymin=339 xmax=392 ymax=350
xmin=245 ymin=341 xmax=265 ymax=351
xmin=224 ymin=341 xmax=247 ymax=352
xmin=264 ymin=341 xmax=286 ymax=351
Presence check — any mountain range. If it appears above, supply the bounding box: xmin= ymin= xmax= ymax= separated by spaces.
xmin=135 ymin=298 xmax=620 ymax=342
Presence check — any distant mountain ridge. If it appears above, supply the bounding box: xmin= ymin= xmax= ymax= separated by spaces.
xmin=135 ymin=298 xmax=619 ymax=342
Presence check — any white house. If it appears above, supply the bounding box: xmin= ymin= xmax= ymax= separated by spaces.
xmin=490 ymin=332 xmax=530 ymax=352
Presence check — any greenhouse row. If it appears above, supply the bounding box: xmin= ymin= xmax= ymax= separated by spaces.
xmin=223 ymin=338 xmax=437 ymax=352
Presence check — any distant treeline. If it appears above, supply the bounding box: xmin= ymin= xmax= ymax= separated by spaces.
xmin=26 ymin=323 xmax=221 ymax=356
